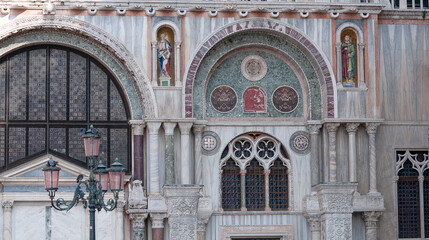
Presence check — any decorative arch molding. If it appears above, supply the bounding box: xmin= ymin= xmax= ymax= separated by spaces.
xmin=0 ymin=15 xmax=157 ymax=119
xmin=183 ymin=18 xmax=337 ymax=119
xmin=335 ymin=22 xmax=367 ymax=90
xmin=151 ymin=20 xmax=182 ymax=86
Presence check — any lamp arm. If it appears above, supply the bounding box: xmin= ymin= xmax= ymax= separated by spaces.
xmin=51 ymin=181 xmax=89 ymax=211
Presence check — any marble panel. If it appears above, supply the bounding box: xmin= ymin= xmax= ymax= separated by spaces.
xmin=337 ymin=91 xmax=366 ymax=119
xmin=95 ymin=210 xmax=116 ymax=240
xmin=352 ymin=212 xmax=365 ymax=240
xmin=51 ymin=207 xmax=86 ymax=240
xmin=153 ymin=88 xmax=182 ymax=118
xmin=12 ymin=203 xmax=45 ymax=240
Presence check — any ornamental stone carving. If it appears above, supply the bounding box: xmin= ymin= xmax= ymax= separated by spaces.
xmin=169 ymin=218 xmax=197 ymax=240
xmin=168 ymin=198 xmax=200 ymax=217
xmin=128 ymin=180 xmax=148 ymax=209
xmin=323 ymin=214 xmax=352 ymax=240
xmin=241 ymin=55 xmax=267 ymax=81
xmin=2 ymin=201 xmax=13 ymax=211
xmin=318 ymin=194 xmax=353 ymax=213
xmin=129 ymin=213 xmax=148 ymax=240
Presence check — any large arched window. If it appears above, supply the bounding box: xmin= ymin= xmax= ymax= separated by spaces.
xmin=0 ymin=45 xmax=130 ymax=172
xmin=220 ymin=133 xmax=290 ymax=211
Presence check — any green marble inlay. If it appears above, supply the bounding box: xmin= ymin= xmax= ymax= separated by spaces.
xmin=206 ymin=51 xmax=303 ymax=118
xmin=193 ymin=32 xmax=322 ymax=120
xmin=165 ymin=135 xmax=175 ymax=184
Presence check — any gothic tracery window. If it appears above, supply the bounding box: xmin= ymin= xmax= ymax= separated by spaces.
xmin=0 ymin=45 xmax=130 ymax=172
xmin=221 ymin=133 xmax=290 ymax=211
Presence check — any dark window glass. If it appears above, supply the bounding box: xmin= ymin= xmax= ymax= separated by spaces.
xmin=269 ymin=159 xmax=288 ymax=210
xmin=0 ymin=45 xmax=130 ymax=171
xmin=424 ymin=169 xmax=429 ymax=237
xmin=222 ymin=159 xmax=241 ymax=210
xmin=245 ymin=159 xmax=265 ymax=210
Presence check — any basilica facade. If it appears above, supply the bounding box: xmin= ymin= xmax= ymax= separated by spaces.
xmin=0 ymin=0 xmax=428 ymax=239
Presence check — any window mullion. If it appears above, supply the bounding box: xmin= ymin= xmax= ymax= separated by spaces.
xmin=264 ymin=169 xmax=270 ymax=211
xmin=240 ymin=169 xmax=247 ymax=211
xmin=419 ymin=175 xmax=425 ymax=239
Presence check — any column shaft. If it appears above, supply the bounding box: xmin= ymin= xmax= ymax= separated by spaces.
xmin=179 ymin=122 xmax=193 ymax=184
xmin=163 ymin=122 xmax=177 ymax=185
xmin=264 ymin=170 xmax=271 ymax=211
xmin=150 ymin=213 xmax=167 ymax=240
xmin=325 ymin=123 xmax=340 ymax=182
xmin=240 ymin=170 xmax=247 ymax=211
xmin=193 ymin=125 xmax=205 ymax=185
xmin=307 ymin=124 xmax=322 ymax=186
xmin=147 ymin=122 xmax=161 ymax=195
xmin=115 ymin=201 xmax=126 ymax=240
xmin=346 ymin=123 xmax=359 ymax=182
xmin=366 ymin=123 xmax=380 ymax=194
xmin=2 ymin=201 xmax=13 ymax=240
xmin=151 ymin=42 xmax=158 ymax=86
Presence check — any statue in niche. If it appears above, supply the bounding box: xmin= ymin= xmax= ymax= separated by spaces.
xmin=158 ymin=33 xmax=172 ymax=78
xmin=341 ymin=34 xmax=356 ymax=87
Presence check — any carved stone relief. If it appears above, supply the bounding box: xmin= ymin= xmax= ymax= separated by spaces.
xmin=241 ymin=55 xmax=267 ymax=82
xmin=210 ymin=85 xmax=237 ymax=113
xmin=272 ymin=86 xmax=299 ymax=113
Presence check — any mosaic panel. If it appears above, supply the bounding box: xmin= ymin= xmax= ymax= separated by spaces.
xmin=69 ymin=52 xmax=86 ymax=121
xmin=202 ymin=135 xmax=216 ymax=151
xmin=49 ymin=48 xmax=67 ymax=121
xmin=272 ymin=86 xmax=299 ymax=113
xmin=245 ymin=159 xmax=265 ymax=210
xmin=0 ymin=61 xmax=5 ymax=120
xmin=241 ymin=55 xmax=267 ymax=82
xmin=210 ymin=85 xmax=237 ymax=113
xmin=8 ymin=127 xmax=26 ymax=162
xmin=110 ymin=128 xmax=128 ymax=169
xmin=28 ymin=49 xmax=47 ymax=121
xmin=9 ymin=52 xmax=27 ymax=121
xmin=221 ymin=159 xmax=241 ymax=210
xmin=28 ymin=128 xmax=46 ymax=155
xmin=90 ymin=62 xmax=108 ymax=121
xmin=49 ymin=128 xmax=66 ymax=154
xmin=243 ymin=86 xmax=267 ymax=113
xmin=68 ymin=128 xmax=86 ymax=163
xmin=110 ymin=80 xmax=127 ymax=121
xmin=0 ymin=127 xmax=4 ymax=167
xmin=269 ymin=159 xmax=288 ymax=210
xmin=289 ymin=131 xmax=311 ymax=155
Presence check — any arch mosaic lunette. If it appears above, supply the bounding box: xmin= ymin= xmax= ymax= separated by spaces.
xmin=183 ymin=18 xmax=337 ymax=119
xmin=0 ymin=15 xmax=157 ymax=119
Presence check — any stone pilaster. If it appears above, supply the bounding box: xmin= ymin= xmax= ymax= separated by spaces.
xmin=345 ymin=123 xmax=359 ymax=182
xmin=115 ymin=200 xmax=126 ymax=240
xmin=178 ymin=122 xmax=194 ymax=184
xmin=362 ymin=211 xmax=382 ymax=240
xmin=174 ymin=42 xmax=182 ymax=86
xmin=150 ymin=213 xmax=167 ymax=240
xmin=164 ymin=185 xmax=202 ymax=240
xmin=306 ymin=123 xmax=322 ymax=186
xmin=129 ymin=213 xmax=148 ymax=240
xmin=325 ymin=123 xmax=340 ymax=182
xmin=151 ymin=41 xmax=158 ymax=86
xmin=193 ymin=124 xmax=205 ymax=185
xmin=305 ymin=214 xmax=321 ymax=240
xmin=130 ymin=120 xmax=145 ymax=182
xmin=316 ymin=183 xmax=357 ymax=240
xmin=2 ymin=201 xmax=13 ymax=240
xmin=147 ymin=121 xmax=162 ymax=195
xmin=163 ymin=122 xmax=177 ymax=184
xmin=365 ymin=123 xmax=380 ymax=194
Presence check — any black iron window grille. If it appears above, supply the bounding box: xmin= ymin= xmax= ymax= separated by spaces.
xmin=0 ymin=45 xmax=131 ymax=172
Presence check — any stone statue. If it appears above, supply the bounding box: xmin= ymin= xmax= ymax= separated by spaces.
xmin=341 ymin=35 xmax=356 ymax=87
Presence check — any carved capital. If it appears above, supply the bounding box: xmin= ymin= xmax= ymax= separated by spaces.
xmin=2 ymin=201 xmax=13 ymax=211
xmin=129 ymin=213 xmax=148 ymax=229
xmin=325 ymin=123 xmax=340 ymax=133
xmin=362 ymin=211 xmax=382 ymax=228
xmin=365 ymin=123 xmax=380 ymax=135
xmin=197 ymin=216 xmax=211 ymax=232
xmin=192 ymin=124 xmax=205 ymax=135
xmin=240 ymin=169 xmax=247 ymax=175
xmin=345 ymin=123 xmax=360 ymax=133
xmin=116 ymin=200 xmax=126 ymax=211
xmin=178 ymin=122 xmax=193 ymax=135
xmin=151 ymin=41 xmax=158 ymax=47
xmin=150 ymin=213 xmax=167 ymax=228
xmin=163 ymin=122 xmax=177 ymax=136
xmin=306 ymin=214 xmax=321 ymax=232
xmin=130 ymin=120 xmax=145 ymax=135
xmin=174 ymin=42 xmax=182 ymax=48
xmin=147 ymin=122 xmax=162 ymax=135
xmin=264 ymin=169 xmax=271 ymax=175
xmin=306 ymin=124 xmax=322 ymax=135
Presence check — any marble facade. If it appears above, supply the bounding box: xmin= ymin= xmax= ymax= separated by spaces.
xmin=0 ymin=0 xmax=427 ymax=240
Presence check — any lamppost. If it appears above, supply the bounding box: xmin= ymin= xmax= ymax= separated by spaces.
xmin=42 ymin=125 xmax=125 ymax=240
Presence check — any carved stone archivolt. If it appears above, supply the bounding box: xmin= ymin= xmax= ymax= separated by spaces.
xmin=0 ymin=15 xmax=157 ymax=119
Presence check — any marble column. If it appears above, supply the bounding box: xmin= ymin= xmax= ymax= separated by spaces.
xmin=197 ymin=216 xmax=210 ymax=240
xmin=357 ymin=43 xmax=367 ymax=88
xmin=346 ymin=123 xmax=360 ymax=182
xmin=264 ymin=169 xmax=271 ymax=211
xmin=240 ymin=169 xmax=247 ymax=211
xmin=306 ymin=214 xmax=321 ymax=240
xmin=325 ymin=123 xmax=340 ymax=182
xmin=306 ymin=123 xmax=322 ymax=186
xmin=150 ymin=213 xmax=167 ymax=240
xmin=178 ymin=122 xmax=194 ymax=184
xmin=129 ymin=213 xmax=148 ymax=240
xmin=163 ymin=122 xmax=177 ymax=184
xmin=115 ymin=200 xmax=126 ymax=240
xmin=193 ymin=124 xmax=205 ymax=185
xmin=2 ymin=201 xmax=13 ymax=240
xmin=147 ymin=122 xmax=161 ymax=195
xmin=366 ymin=123 xmax=380 ymax=194
xmin=335 ymin=42 xmax=342 ymax=86
xmin=362 ymin=211 xmax=382 ymax=240
xmin=151 ymin=41 xmax=158 ymax=86
xmin=174 ymin=42 xmax=182 ymax=86
xmin=131 ymin=121 xmax=145 ymax=181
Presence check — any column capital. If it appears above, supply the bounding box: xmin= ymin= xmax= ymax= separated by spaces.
xmin=130 ymin=120 xmax=146 ymax=135
xmin=305 ymin=214 xmax=321 ymax=232
xmin=264 ymin=169 xmax=271 ymax=175
xmin=362 ymin=211 xmax=383 ymax=227
xmin=174 ymin=42 xmax=182 ymax=47
xmin=2 ymin=201 xmax=13 ymax=211
xmin=325 ymin=122 xmax=340 ymax=132
xmin=345 ymin=123 xmax=360 ymax=133
xmin=150 ymin=213 xmax=168 ymax=228
xmin=197 ymin=215 xmax=211 ymax=232
xmin=147 ymin=121 xmax=162 ymax=135
xmin=116 ymin=200 xmax=126 ymax=212
xmin=306 ymin=124 xmax=322 ymax=135
xmin=163 ymin=122 xmax=177 ymax=136
xmin=240 ymin=169 xmax=247 ymax=175
xmin=129 ymin=213 xmax=149 ymax=229
xmin=192 ymin=124 xmax=206 ymax=135
xmin=365 ymin=122 xmax=380 ymax=135
xmin=151 ymin=41 xmax=158 ymax=47
xmin=178 ymin=122 xmax=194 ymax=135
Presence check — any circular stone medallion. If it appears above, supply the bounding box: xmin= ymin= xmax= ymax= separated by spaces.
xmin=210 ymin=85 xmax=238 ymax=113
xmin=241 ymin=55 xmax=267 ymax=82
xmin=202 ymin=131 xmax=221 ymax=155
xmin=290 ymin=131 xmax=310 ymax=155
xmin=272 ymin=86 xmax=299 ymax=113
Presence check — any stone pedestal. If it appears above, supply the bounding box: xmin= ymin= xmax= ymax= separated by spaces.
xmin=164 ymin=185 xmax=202 ymax=240
xmin=316 ymin=183 xmax=357 ymax=240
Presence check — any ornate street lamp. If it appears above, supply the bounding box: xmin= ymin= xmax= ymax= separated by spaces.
xmin=42 ymin=125 xmax=125 ymax=240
